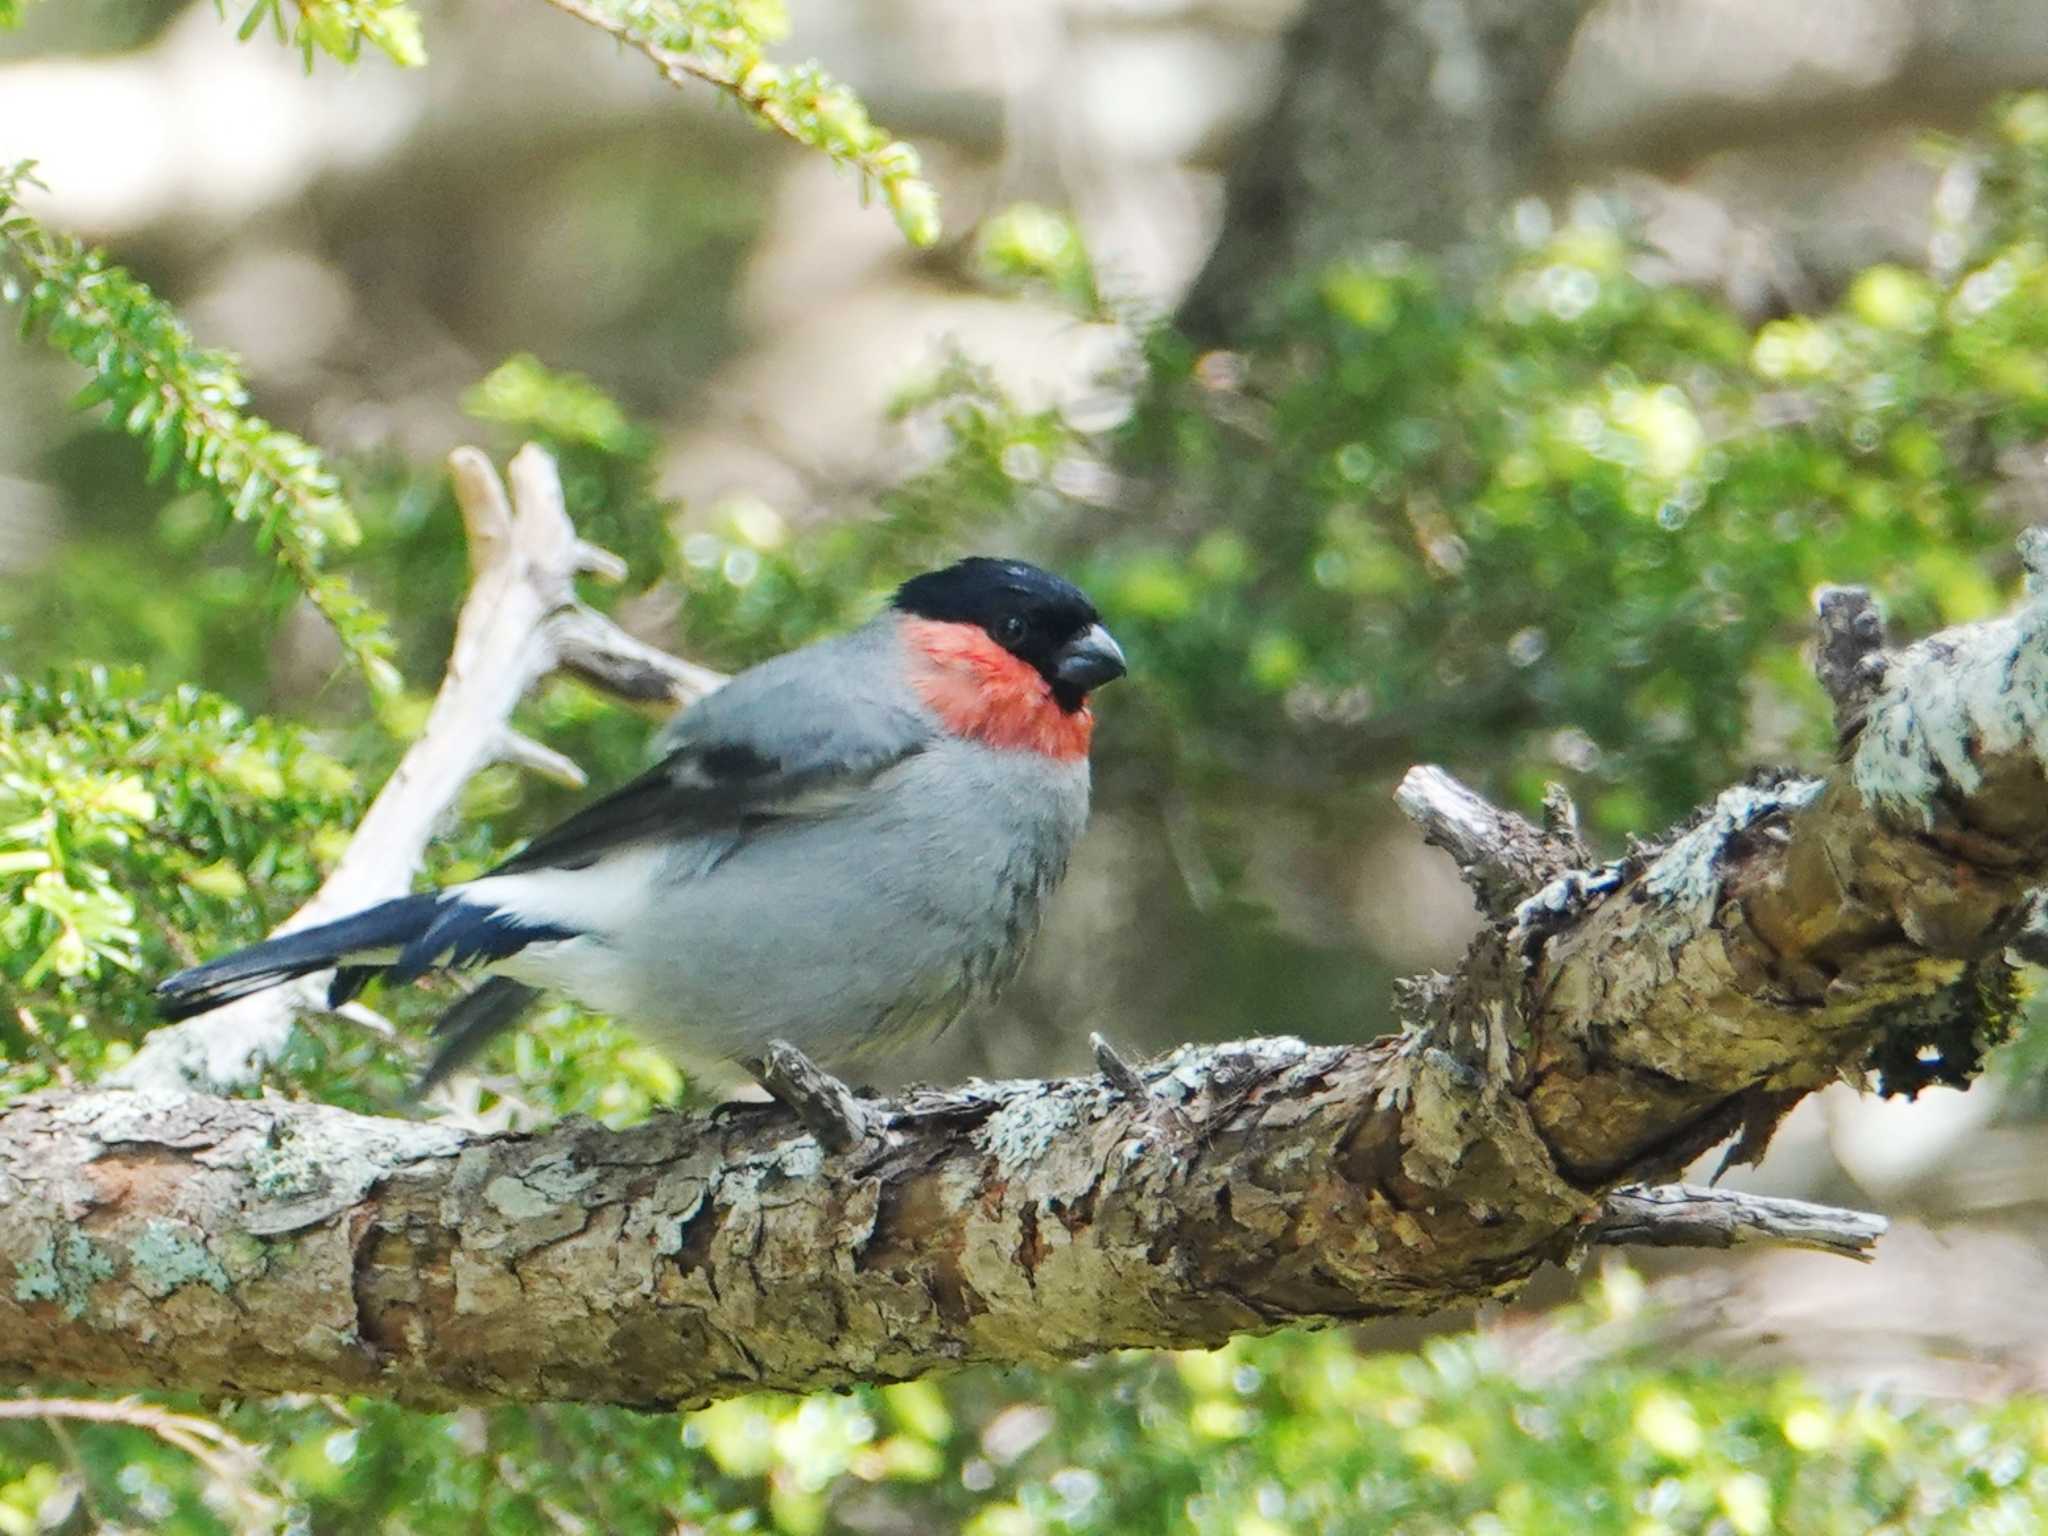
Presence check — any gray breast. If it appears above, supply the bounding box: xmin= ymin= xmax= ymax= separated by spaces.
xmin=610 ymin=738 xmax=1091 ymax=1075
xmin=840 ymin=740 xmax=1091 ymax=1061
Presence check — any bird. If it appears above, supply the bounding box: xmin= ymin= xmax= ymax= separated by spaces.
xmin=154 ymin=557 xmax=1127 ymax=1098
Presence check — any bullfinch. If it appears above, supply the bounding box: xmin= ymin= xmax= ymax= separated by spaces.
xmin=154 ymin=558 xmax=1127 ymax=1094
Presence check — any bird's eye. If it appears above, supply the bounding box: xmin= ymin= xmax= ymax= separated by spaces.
xmin=995 ymin=614 xmax=1028 ymax=646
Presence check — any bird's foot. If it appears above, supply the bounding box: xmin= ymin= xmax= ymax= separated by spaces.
xmin=742 ymin=1040 xmax=881 ymax=1154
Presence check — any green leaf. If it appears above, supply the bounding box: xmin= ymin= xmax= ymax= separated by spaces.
xmin=464 ymin=354 xmax=651 ymax=455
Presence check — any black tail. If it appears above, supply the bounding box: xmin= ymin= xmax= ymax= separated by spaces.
xmin=412 ymin=977 xmax=544 ymax=1098
xmin=154 ymin=894 xmax=575 ymax=1021
xmin=154 ymin=895 xmax=442 ymax=1020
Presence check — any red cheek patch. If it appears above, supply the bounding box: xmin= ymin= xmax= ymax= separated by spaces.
xmin=902 ymin=618 xmax=1094 ymax=761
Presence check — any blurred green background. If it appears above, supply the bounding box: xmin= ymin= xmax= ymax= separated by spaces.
xmin=9 ymin=0 xmax=2048 ymax=1528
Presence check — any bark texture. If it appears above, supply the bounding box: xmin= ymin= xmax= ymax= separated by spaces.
xmin=1179 ymin=0 xmax=1598 ymax=340
xmin=5 ymin=543 xmax=2048 ymax=1407
xmin=0 ymin=1059 xmax=1873 ymax=1409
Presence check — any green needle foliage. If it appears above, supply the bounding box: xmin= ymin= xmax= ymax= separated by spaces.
xmin=201 ymin=0 xmax=942 ymax=243
xmin=872 ymin=102 xmax=2048 ymax=843
xmin=540 ymin=0 xmax=941 ymax=246
xmin=0 ymin=166 xmax=401 ymax=697
xmin=0 ymin=667 xmax=363 ymax=1096
xmin=226 ymin=0 xmax=429 ymax=69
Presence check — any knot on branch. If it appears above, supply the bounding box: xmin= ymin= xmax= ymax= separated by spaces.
xmin=1814 ymin=585 xmax=1888 ymax=743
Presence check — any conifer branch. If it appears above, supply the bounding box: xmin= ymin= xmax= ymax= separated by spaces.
xmin=224 ymin=0 xmax=428 ymax=70
xmin=0 ymin=166 xmax=400 ymax=693
xmin=538 ymin=0 xmax=940 ymax=246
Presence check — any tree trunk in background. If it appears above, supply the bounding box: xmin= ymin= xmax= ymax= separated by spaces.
xmin=1179 ymin=0 xmax=1599 ymax=340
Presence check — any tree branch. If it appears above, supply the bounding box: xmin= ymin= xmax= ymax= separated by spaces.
xmin=1589 ymin=1185 xmax=1887 ymax=1262
xmin=16 ymin=525 xmax=2048 ymax=1408
xmin=1393 ymin=765 xmax=1584 ymax=919
xmin=533 ymin=0 xmax=939 ymax=245
xmin=108 ymin=444 xmax=723 ymax=1095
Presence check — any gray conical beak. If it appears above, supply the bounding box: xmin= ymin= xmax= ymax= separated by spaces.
xmin=1053 ymin=624 xmax=1127 ymax=694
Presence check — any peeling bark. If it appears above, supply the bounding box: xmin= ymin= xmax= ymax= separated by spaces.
xmin=0 ymin=1049 xmax=1441 ymax=1408
xmin=10 ymin=545 xmax=2048 ymax=1408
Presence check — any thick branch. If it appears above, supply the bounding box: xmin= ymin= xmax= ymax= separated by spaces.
xmin=0 ymin=1071 xmax=1879 ymax=1408
xmin=18 ymin=530 xmax=2048 ymax=1406
xmin=109 ymin=445 xmax=722 ymax=1095
xmin=0 ymin=1050 xmax=1417 ymax=1408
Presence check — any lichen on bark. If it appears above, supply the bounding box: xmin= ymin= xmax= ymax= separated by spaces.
xmin=8 ymin=536 xmax=2048 ymax=1407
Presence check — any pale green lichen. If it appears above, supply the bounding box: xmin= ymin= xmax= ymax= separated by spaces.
xmin=1641 ymin=779 xmax=1823 ymax=912
xmin=130 ymin=1217 xmax=231 ymax=1297
xmin=241 ymin=1104 xmax=465 ymax=1235
xmin=1853 ymin=572 xmax=2048 ymax=825
xmin=1159 ymin=1037 xmax=1310 ymax=1099
xmin=483 ymin=1174 xmax=563 ymax=1221
xmin=768 ymin=1137 xmax=822 ymax=1181
xmin=217 ymin=1230 xmax=273 ymax=1281
xmin=981 ymin=1086 xmax=1092 ymax=1168
xmin=246 ymin=1121 xmax=334 ymax=1201
xmin=15 ymin=1229 xmax=114 ymax=1318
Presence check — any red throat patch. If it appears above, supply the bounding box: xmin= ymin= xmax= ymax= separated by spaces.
xmin=902 ymin=617 xmax=1094 ymax=761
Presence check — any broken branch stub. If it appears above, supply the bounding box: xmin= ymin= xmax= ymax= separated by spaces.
xmin=1591 ymin=1184 xmax=1888 ymax=1262
xmin=1813 ymin=584 xmax=1888 ymax=743
xmin=1394 ymin=765 xmax=1586 ymax=919
xmin=748 ymin=1040 xmax=879 ymax=1153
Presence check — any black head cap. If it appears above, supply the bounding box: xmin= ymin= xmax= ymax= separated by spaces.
xmin=894 ymin=557 xmax=1124 ymax=710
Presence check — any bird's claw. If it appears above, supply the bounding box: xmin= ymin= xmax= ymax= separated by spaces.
xmin=744 ymin=1040 xmax=880 ymax=1154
